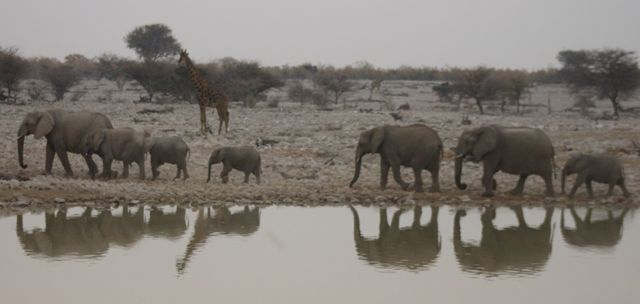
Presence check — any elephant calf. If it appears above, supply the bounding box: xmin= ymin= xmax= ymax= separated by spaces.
xmin=207 ymin=146 xmax=261 ymax=184
xmin=149 ymin=136 xmax=190 ymax=180
xmin=82 ymin=127 xmax=151 ymax=179
xmin=562 ymin=153 xmax=630 ymax=199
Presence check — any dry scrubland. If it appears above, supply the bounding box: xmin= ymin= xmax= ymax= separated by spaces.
xmin=1 ymin=79 xmax=639 ymax=210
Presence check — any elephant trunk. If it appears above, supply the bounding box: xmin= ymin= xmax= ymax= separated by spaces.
xmin=349 ymin=149 xmax=363 ymax=188
xmin=206 ymin=157 xmax=213 ymax=183
xmin=454 ymin=156 xmax=467 ymax=190
xmin=17 ymin=135 xmax=27 ymax=169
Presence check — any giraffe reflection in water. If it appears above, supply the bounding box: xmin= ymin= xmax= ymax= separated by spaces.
xmin=453 ymin=206 xmax=554 ymax=276
xmin=176 ymin=207 xmax=260 ymax=274
xmin=16 ymin=206 xmax=187 ymax=258
xmin=349 ymin=206 xmax=440 ymax=271
xmin=561 ymin=207 xmax=628 ymax=249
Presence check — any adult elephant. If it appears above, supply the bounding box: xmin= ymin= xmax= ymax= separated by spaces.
xmin=349 ymin=124 xmax=443 ymax=192
xmin=349 ymin=206 xmax=440 ymax=271
xmin=17 ymin=109 xmax=113 ymax=178
xmin=453 ymin=207 xmax=554 ymax=276
xmin=561 ymin=207 xmax=628 ymax=248
xmin=454 ymin=125 xmax=555 ymax=197
xmin=16 ymin=208 xmax=108 ymax=258
xmin=176 ymin=207 xmax=260 ymax=274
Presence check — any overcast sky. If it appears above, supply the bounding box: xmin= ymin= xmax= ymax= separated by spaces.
xmin=1 ymin=0 xmax=639 ymax=69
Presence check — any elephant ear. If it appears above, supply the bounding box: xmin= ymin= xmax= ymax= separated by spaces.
xmin=34 ymin=112 xmax=55 ymax=139
xmin=472 ymin=126 xmax=498 ymax=159
xmin=216 ymin=148 xmax=226 ymax=162
xmin=90 ymin=130 xmax=106 ymax=151
xmin=370 ymin=127 xmax=385 ymax=153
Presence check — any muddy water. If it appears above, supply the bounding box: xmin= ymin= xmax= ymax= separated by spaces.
xmin=0 ymin=205 xmax=638 ymax=304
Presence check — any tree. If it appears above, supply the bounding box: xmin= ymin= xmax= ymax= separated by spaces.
xmin=432 ymin=82 xmax=452 ymax=103
xmin=122 ymin=60 xmax=174 ymax=102
xmin=39 ymin=59 xmax=80 ymax=101
xmin=454 ymin=67 xmax=500 ymax=114
xmin=313 ymin=68 xmax=354 ymax=104
xmin=125 ymin=23 xmax=181 ymax=62
xmin=0 ymin=47 xmax=28 ymax=101
xmin=64 ymin=54 xmax=98 ymax=79
xmin=558 ymin=49 xmax=640 ymax=116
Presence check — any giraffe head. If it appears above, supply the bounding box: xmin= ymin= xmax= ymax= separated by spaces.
xmin=178 ymin=49 xmax=189 ymax=65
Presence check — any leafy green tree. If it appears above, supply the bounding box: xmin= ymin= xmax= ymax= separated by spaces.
xmin=125 ymin=23 xmax=181 ymax=62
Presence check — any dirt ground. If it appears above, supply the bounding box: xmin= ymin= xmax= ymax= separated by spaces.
xmin=1 ymin=79 xmax=639 ymax=210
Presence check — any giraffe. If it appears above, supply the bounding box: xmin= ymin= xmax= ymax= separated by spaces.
xmin=368 ymin=78 xmax=383 ymax=101
xmin=178 ymin=49 xmax=229 ymax=135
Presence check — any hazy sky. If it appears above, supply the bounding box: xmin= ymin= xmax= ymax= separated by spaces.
xmin=1 ymin=0 xmax=639 ymax=69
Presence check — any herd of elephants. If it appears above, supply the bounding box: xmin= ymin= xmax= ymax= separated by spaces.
xmin=14 ymin=205 xmax=629 ymax=274
xmin=15 ymin=108 xmax=631 ymax=199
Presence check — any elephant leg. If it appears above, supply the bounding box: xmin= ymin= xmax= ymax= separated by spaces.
xmin=542 ymin=169 xmax=555 ymax=197
xmin=428 ymin=162 xmax=441 ymax=193
xmin=379 ymin=208 xmax=389 ymax=236
xmin=218 ymin=116 xmax=224 ymax=135
xmin=45 ymin=143 xmax=55 ymax=174
xmin=510 ymin=174 xmax=529 ymax=196
xmin=481 ymin=160 xmax=498 ymax=197
xmin=511 ymin=206 xmax=527 ymax=228
xmin=412 ymin=206 xmax=422 ymax=228
xmin=55 ymin=147 xmax=74 ymax=177
xmin=380 ymin=159 xmax=390 ymax=190
xmin=585 ymin=179 xmax=594 ymax=199
xmin=220 ymin=165 xmax=231 ymax=184
xmin=121 ymin=162 xmax=130 ymax=179
xmin=83 ymin=154 xmax=98 ymax=179
xmin=618 ymin=179 xmax=630 ymax=198
xmin=182 ymin=162 xmax=190 ymax=180
xmin=244 ymin=172 xmax=250 ymax=183
xmin=568 ymin=172 xmax=586 ymax=199
xmin=254 ymin=170 xmax=260 ymax=184
xmin=391 ymin=163 xmax=409 ymax=190
xmin=173 ymin=164 xmax=181 ymax=180
xmin=102 ymin=157 xmax=113 ymax=179
xmin=585 ymin=208 xmax=593 ymax=224
xmin=606 ymin=182 xmax=615 ymax=196
xmin=137 ymin=158 xmax=145 ymax=180
xmin=151 ymin=157 xmax=160 ymax=180
xmin=412 ymin=167 xmax=424 ymax=192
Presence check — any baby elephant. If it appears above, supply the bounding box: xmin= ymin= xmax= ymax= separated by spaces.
xmin=207 ymin=146 xmax=261 ymax=184
xmin=149 ymin=136 xmax=190 ymax=180
xmin=82 ymin=127 xmax=151 ymax=179
xmin=562 ymin=153 xmax=631 ymax=199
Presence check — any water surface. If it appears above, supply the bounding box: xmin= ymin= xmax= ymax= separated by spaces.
xmin=0 ymin=205 xmax=638 ymax=304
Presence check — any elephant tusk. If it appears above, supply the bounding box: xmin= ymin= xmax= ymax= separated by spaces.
xmin=455 ymin=153 xmax=466 ymax=159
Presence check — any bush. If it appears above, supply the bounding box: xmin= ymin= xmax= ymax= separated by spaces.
xmin=203 ymin=58 xmax=283 ymax=101
xmin=287 ymin=81 xmax=314 ymax=104
xmin=122 ymin=60 xmax=175 ymax=102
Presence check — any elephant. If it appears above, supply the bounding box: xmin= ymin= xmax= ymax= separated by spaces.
xmin=561 ymin=207 xmax=628 ymax=248
xmin=454 ymin=125 xmax=555 ymax=197
xmin=16 ymin=205 xmax=188 ymax=259
xmin=81 ymin=127 xmax=152 ymax=179
xmin=349 ymin=124 xmax=443 ymax=192
xmin=561 ymin=153 xmax=630 ymax=199
xmin=149 ymin=136 xmax=191 ymax=180
xmin=207 ymin=146 xmax=261 ymax=184
xmin=17 ymin=109 xmax=113 ymax=177
xmin=349 ymin=206 xmax=440 ymax=270
xmin=176 ymin=207 xmax=260 ymax=274
xmin=453 ymin=206 xmax=554 ymax=276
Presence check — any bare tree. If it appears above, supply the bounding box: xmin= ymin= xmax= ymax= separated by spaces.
xmin=313 ymin=68 xmax=354 ymax=104
xmin=558 ymin=49 xmax=640 ymax=116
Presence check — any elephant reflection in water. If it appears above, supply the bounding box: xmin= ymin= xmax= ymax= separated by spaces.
xmin=176 ymin=207 xmax=260 ymax=274
xmin=349 ymin=206 xmax=440 ymax=271
xmin=561 ymin=207 xmax=628 ymax=248
xmin=454 ymin=206 xmax=554 ymax=275
xmin=16 ymin=206 xmax=187 ymax=258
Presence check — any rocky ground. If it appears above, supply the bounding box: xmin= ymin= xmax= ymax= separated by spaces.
xmin=1 ymin=80 xmax=639 ymax=210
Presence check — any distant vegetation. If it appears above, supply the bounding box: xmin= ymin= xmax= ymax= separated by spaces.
xmin=1 ymin=23 xmax=638 ymax=116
